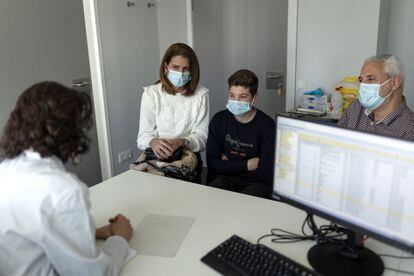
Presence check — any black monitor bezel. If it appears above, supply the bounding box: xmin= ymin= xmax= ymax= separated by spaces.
xmin=272 ymin=114 xmax=414 ymax=254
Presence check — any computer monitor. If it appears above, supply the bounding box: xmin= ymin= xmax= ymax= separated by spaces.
xmin=273 ymin=115 xmax=414 ymax=275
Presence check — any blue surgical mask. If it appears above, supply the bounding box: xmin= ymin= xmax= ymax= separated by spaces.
xmin=358 ymin=78 xmax=394 ymax=111
xmin=226 ymin=100 xmax=253 ymax=116
xmin=167 ymin=69 xmax=191 ymax=88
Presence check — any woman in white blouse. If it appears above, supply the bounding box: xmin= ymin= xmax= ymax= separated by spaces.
xmin=0 ymin=82 xmax=134 ymax=275
xmin=137 ymin=43 xmax=209 ymax=179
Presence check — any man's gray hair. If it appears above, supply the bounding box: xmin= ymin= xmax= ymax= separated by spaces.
xmin=365 ymin=54 xmax=405 ymax=88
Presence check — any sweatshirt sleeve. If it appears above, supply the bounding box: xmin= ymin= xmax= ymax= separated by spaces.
xmin=206 ymin=114 xmax=248 ymax=175
xmin=137 ymin=87 xmax=157 ymax=150
xmin=42 ymin=186 xmax=132 ymax=276
xmin=256 ymin=118 xmax=276 ymax=186
xmin=185 ymin=91 xmax=209 ymax=152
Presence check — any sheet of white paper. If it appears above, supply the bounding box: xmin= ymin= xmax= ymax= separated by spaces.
xmin=129 ymin=214 xmax=195 ymax=257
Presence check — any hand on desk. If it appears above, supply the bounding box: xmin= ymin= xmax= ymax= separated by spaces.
xmin=95 ymin=224 xmax=112 ymax=240
xmin=110 ymin=214 xmax=133 ymax=241
xmin=95 ymin=213 xmax=133 ymax=241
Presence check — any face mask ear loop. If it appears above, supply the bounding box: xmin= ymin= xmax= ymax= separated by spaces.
xmin=381 ymin=78 xmax=395 ymax=100
xmin=383 ymin=87 xmax=395 ymax=101
xmin=380 ymin=78 xmax=392 ymax=87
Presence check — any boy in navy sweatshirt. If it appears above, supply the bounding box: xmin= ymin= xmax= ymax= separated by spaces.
xmin=206 ymin=69 xmax=275 ymax=198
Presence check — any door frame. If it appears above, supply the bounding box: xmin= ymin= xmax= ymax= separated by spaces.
xmin=186 ymin=0 xmax=194 ymax=47
xmin=286 ymin=0 xmax=298 ymax=111
xmin=82 ymin=0 xmax=113 ymax=180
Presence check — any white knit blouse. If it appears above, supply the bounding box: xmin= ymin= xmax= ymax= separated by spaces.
xmin=137 ymin=83 xmax=209 ymax=152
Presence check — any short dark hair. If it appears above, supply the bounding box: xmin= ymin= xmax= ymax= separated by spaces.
xmin=158 ymin=43 xmax=200 ymax=96
xmin=0 ymin=81 xmax=92 ymax=163
xmin=227 ymin=69 xmax=259 ymax=96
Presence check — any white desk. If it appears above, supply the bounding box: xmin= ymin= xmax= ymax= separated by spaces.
xmin=90 ymin=170 xmax=412 ymax=275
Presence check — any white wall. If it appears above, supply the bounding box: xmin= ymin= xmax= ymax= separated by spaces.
xmin=0 ymin=0 xmax=90 ymax=129
xmin=295 ymin=0 xmax=381 ymax=105
xmin=387 ymin=0 xmax=414 ymax=110
xmin=156 ymin=0 xmax=189 ymax=59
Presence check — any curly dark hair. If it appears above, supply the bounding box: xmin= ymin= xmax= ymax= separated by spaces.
xmin=0 ymin=81 xmax=93 ymax=163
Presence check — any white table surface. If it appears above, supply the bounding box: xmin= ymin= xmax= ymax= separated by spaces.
xmin=89 ymin=170 xmax=412 ymax=275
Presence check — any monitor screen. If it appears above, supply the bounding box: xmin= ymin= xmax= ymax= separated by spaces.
xmin=273 ymin=115 xmax=414 ymax=252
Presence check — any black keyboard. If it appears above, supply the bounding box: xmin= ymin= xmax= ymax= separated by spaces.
xmin=201 ymin=235 xmax=320 ymax=276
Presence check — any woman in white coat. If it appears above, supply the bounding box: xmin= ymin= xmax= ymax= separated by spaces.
xmin=137 ymin=43 xmax=209 ymax=181
xmin=0 ymin=82 xmax=134 ymax=275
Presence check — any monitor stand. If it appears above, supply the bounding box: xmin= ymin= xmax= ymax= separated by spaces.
xmin=307 ymin=228 xmax=384 ymax=276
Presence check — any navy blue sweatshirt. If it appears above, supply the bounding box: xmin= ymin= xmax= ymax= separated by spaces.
xmin=206 ymin=109 xmax=276 ymax=186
